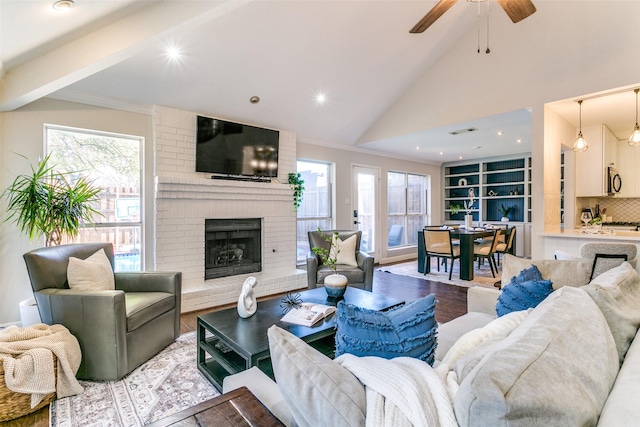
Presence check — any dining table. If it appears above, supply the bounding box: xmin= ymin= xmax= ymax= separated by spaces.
xmin=417 ymin=228 xmax=495 ymax=281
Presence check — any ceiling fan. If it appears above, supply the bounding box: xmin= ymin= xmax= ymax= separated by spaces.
xmin=410 ymin=0 xmax=536 ymax=33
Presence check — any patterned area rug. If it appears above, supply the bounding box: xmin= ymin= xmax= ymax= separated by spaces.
xmin=377 ymin=259 xmax=501 ymax=289
xmin=50 ymin=331 xmax=219 ymax=426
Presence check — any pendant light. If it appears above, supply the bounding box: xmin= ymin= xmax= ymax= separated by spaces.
xmin=629 ymin=89 xmax=640 ymax=146
xmin=573 ymin=100 xmax=588 ymax=152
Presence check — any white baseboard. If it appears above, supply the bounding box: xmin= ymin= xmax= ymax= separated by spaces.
xmin=378 ymin=254 xmax=416 ymax=265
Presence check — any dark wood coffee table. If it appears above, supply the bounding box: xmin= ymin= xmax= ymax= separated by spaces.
xmin=146 ymin=386 xmax=284 ymax=427
xmin=197 ymin=286 xmax=404 ymax=391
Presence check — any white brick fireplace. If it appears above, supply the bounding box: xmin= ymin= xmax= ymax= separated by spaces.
xmin=153 ymin=106 xmax=306 ymax=312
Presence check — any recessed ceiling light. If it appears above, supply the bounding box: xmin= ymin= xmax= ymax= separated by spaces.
xmin=497 ymin=131 xmax=503 ymax=136
xmin=166 ymin=45 xmax=182 ymax=61
xmin=439 ymin=152 xmax=444 ymax=155
xmin=459 ymin=156 xmax=463 ymax=159
xmin=250 ymin=96 xmax=260 ymax=104
xmin=516 ymin=139 xmax=523 ymax=143
xmin=473 ymin=145 xmax=482 ymax=149
xmin=52 ymin=0 xmax=74 ymax=11
xmin=315 ymin=92 xmax=327 ymax=105
xmin=416 ymin=146 xmax=420 ymax=150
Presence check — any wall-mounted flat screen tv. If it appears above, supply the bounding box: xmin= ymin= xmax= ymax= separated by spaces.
xmin=196 ymin=115 xmax=279 ymax=179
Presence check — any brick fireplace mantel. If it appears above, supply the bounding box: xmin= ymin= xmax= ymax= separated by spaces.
xmin=155 ymin=176 xmax=293 ymax=201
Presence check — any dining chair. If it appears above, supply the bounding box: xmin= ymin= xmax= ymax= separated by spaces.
xmin=423 ymin=229 xmax=460 ymax=280
xmin=473 ymin=229 xmax=503 ymax=278
xmin=494 ymin=226 xmax=516 ymax=266
xmin=424 ymin=226 xmax=460 ymax=272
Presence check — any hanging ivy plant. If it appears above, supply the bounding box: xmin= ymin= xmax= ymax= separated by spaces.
xmin=288 ymin=172 xmax=305 ymax=212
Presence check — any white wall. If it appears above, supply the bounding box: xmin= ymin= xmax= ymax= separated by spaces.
xmin=0 ymin=98 xmax=153 ymax=325
xmin=297 ymin=141 xmax=442 ymax=263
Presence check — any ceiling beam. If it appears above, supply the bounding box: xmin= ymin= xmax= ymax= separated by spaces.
xmin=0 ymin=0 xmax=253 ymax=111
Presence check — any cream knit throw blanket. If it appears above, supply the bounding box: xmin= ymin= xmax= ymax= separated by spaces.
xmin=0 ymin=324 xmax=83 ymax=408
xmin=336 ymin=354 xmax=458 ymax=427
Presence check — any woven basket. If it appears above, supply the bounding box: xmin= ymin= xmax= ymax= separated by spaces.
xmin=0 ymin=356 xmax=57 ymax=422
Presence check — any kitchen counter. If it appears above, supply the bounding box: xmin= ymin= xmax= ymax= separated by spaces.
xmin=540 ymin=229 xmax=640 ymax=269
xmin=541 ymin=228 xmax=640 ymax=241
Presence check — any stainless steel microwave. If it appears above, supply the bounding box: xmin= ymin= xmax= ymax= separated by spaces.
xmin=607 ymin=166 xmax=622 ymax=194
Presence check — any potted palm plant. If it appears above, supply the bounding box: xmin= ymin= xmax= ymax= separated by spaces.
xmin=3 ymin=153 xmax=101 ymax=247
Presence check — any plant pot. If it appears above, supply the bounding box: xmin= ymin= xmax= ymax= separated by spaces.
xmin=19 ymin=297 xmax=41 ymax=327
xmin=464 ymin=214 xmax=473 ymax=229
xmin=501 ymin=217 xmax=510 ymax=222
xmin=324 ymin=273 xmax=348 ymax=299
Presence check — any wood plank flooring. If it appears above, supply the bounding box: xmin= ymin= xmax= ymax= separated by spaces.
xmin=3 ymin=270 xmax=467 ymax=427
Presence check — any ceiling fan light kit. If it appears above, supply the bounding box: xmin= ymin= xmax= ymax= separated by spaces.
xmin=629 ymin=89 xmax=640 ymax=146
xmin=573 ymin=100 xmax=588 ymax=152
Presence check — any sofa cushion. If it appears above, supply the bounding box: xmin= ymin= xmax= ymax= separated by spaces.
xmin=435 ymin=312 xmax=495 ymax=362
xmin=67 ymin=248 xmax=115 ymax=291
xmin=582 ymin=262 xmax=640 ymax=364
xmin=267 ymin=325 xmax=366 ymax=427
xmin=335 ymin=294 xmax=437 ymax=365
xmin=317 ymin=265 xmax=364 ymax=285
xmin=496 ymin=277 xmax=553 ymax=317
xmin=598 ymin=328 xmax=640 ymax=425
xmin=501 ymin=254 xmax=592 ymax=289
xmin=125 ymin=292 xmax=175 ymax=332
xmin=454 ymin=286 xmax=619 ymax=427
xmin=443 ymin=309 xmax=530 ymax=375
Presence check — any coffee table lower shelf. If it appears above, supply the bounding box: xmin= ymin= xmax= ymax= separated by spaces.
xmin=197 ymin=322 xmax=336 ymax=392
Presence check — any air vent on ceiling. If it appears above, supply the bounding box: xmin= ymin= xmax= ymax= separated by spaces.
xmin=449 ymin=127 xmax=478 ymax=135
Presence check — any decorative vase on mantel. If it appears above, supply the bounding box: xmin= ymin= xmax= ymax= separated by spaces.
xmin=324 ymin=273 xmax=348 ymax=299
xmin=464 ymin=214 xmax=473 ymax=229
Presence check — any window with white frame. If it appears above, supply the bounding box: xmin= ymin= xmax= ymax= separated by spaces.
xmin=46 ymin=125 xmax=143 ymax=271
xmin=387 ymin=171 xmax=427 ymax=248
xmin=296 ymin=160 xmax=333 ymax=264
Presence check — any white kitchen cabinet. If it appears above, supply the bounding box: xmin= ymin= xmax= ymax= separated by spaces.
xmin=616 ymin=139 xmax=640 ymax=197
xmin=575 ymin=125 xmax=617 ymax=197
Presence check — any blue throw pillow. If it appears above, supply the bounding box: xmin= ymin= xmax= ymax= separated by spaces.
xmin=496 ymin=278 xmax=554 ymax=317
xmin=334 ymin=294 xmax=438 ymax=365
xmin=513 ymin=264 xmax=544 ymax=283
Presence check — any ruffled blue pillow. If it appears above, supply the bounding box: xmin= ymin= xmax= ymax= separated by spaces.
xmin=496 ymin=265 xmax=553 ymax=317
xmin=513 ymin=264 xmax=544 ymax=283
xmin=335 ymin=294 xmax=437 ymax=365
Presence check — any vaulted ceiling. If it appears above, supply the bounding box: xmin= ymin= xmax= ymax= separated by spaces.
xmin=1 ymin=0 xmax=638 ymax=164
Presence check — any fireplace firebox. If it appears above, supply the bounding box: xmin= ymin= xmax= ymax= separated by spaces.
xmin=205 ymin=218 xmax=261 ymax=279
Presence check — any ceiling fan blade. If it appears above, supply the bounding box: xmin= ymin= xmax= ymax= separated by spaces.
xmin=496 ymin=0 xmax=537 ymax=23
xmin=410 ymin=0 xmax=458 ymax=33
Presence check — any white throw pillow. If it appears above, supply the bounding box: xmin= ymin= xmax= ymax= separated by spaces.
xmin=67 ymin=248 xmax=115 ymax=291
xmin=331 ymin=234 xmax=358 ymax=267
xmin=267 ymin=325 xmax=366 ymax=427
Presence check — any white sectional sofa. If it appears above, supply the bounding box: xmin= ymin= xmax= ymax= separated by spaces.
xmin=224 ymin=254 xmax=640 ymax=426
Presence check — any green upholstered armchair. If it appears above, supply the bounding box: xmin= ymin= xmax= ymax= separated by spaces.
xmin=23 ymin=242 xmax=181 ymax=381
xmin=306 ymin=229 xmax=374 ymax=291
